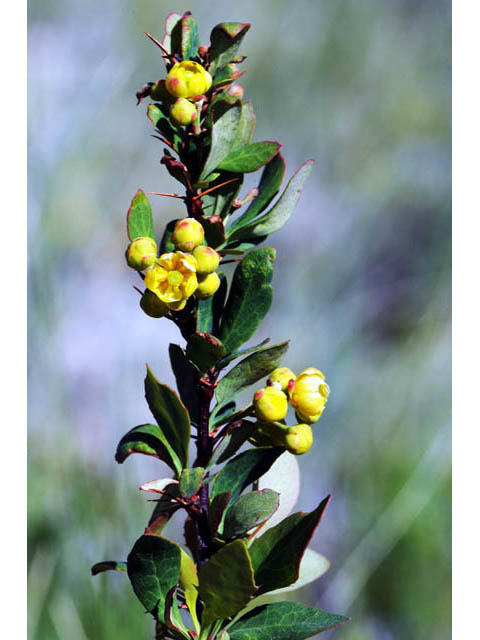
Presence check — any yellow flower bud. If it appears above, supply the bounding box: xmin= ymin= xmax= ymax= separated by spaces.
xmin=267 ymin=367 xmax=296 ymax=393
xmin=125 ymin=237 xmax=158 ymax=271
xmin=172 ymin=218 xmax=205 ymax=252
xmin=170 ymin=98 xmax=197 ymax=126
xmin=288 ymin=367 xmax=330 ymax=424
xmin=144 ymin=251 xmax=198 ymax=311
xmin=165 ymin=61 xmax=212 ymax=99
xmin=253 ymin=387 xmax=288 ymax=423
xmin=139 ymin=289 xmax=168 ymax=318
xmin=195 ymin=272 xmax=221 ymax=300
xmin=192 ymin=245 xmax=220 ymax=275
xmin=285 ymin=424 xmax=313 ymax=455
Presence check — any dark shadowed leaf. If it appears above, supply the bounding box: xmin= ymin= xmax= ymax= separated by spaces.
xmin=169 ymin=344 xmax=200 ymax=425
xmin=127 ymin=190 xmax=155 ymax=241
xmin=179 ymin=468 xmax=205 ymax=498
xmin=208 ymin=491 xmax=232 ymax=537
xmin=91 ymin=561 xmax=127 ymax=576
xmin=197 ymin=272 xmax=227 ymax=335
xmin=186 ymin=333 xmax=226 ymax=375
xmin=209 ymin=23 xmax=251 ymax=75
xmin=115 ymin=424 xmax=182 ymax=477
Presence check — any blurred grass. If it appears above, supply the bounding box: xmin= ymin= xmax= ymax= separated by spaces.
xmin=28 ymin=0 xmax=451 ymax=638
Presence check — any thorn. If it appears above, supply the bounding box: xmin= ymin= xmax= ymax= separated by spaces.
xmin=193 ymin=178 xmax=240 ymax=200
xmin=143 ymin=31 xmax=171 ymax=58
xmin=147 ymin=192 xmax=185 ymax=200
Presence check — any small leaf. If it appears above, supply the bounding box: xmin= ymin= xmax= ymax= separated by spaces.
xmin=169 ymin=344 xmax=200 ymax=425
xmin=209 ymin=23 xmax=251 ymax=75
xmin=211 ymin=447 xmax=283 ymax=504
xmin=186 ymin=333 xmax=226 ymax=375
xmin=219 ymin=248 xmax=276 ymax=354
xmin=223 ymin=489 xmax=280 ymax=539
xmin=161 ymin=13 xmax=182 ymax=60
xmin=249 ymin=496 xmax=330 ymax=594
xmin=140 ymin=478 xmax=178 ymax=494
xmin=127 ymin=190 xmax=155 ymax=241
xmin=233 ymin=160 xmax=314 ymax=241
xmin=230 ymin=101 xmax=256 ymax=151
xmin=228 ymin=602 xmax=349 ymax=639
xmin=179 ymin=13 xmax=199 ymax=60
xmin=213 ymin=420 xmax=257 ymax=465
xmin=209 ymin=400 xmax=237 ymax=430
xmin=197 ymin=272 xmax=227 ymax=335
xmin=147 ymin=104 xmax=181 ymax=149
xmin=215 ymin=341 xmax=289 ymax=408
xmin=227 ymin=154 xmax=286 ymax=237
xmin=200 ymin=100 xmax=242 ymax=180
xmin=218 ymin=142 xmax=281 ymax=174
xmin=146 ymin=484 xmax=181 ymax=536
xmin=91 ymin=561 xmax=127 ymax=576
xmin=198 ymin=540 xmax=256 ymax=626
xmin=115 ymin=424 xmax=182 ymax=477
xmin=145 ymin=366 xmax=190 ymax=470
xmin=179 ymin=550 xmax=200 ymax=633
xmin=179 ymin=468 xmax=205 ymax=499
xmin=127 ymin=535 xmax=181 ymax=617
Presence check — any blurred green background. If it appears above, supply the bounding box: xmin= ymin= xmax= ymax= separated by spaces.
xmin=28 ymin=0 xmax=451 ymax=638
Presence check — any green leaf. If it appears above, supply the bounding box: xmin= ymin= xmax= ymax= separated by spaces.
xmin=217 ymin=339 xmax=270 ymax=369
xmin=179 ymin=550 xmax=200 ymax=633
xmin=223 ymin=489 xmax=280 ymax=539
xmin=209 ymin=23 xmax=251 ymax=75
xmin=211 ymin=447 xmax=283 ymax=503
xmin=227 ymin=155 xmax=286 ymax=237
xmin=230 ymin=101 xmax=256 ymax=152
xmin=197 ymin=272 xmax=227 ymax=334
xmin=218 ymin=142 xmax=281 ymax=174
xmin=200 ymin=100 xmax=242 ymax=180
xmin=127 ymin=535 xmax=181 ymax=617
xmin=127 ymin=190 xmax=155 ymax=241
xmin=145 ymin=366 xmax=190 ymax=470
xmin=208 ymin=400 xmax=237 ymax=430
xmin=219 ymin=248 xmax=276 ymax=354
xmin=201 ymin=172 xmax=243 ymax=220
xmin=186 ymin=333 xmax=226 ymax=375
xmin=161 ymin=13 xmax=182 ymax=60
xmin=91 ymin=561 xmax=127 ymax=576
xmin=115 ymin=424 xmax=182 ymax=477
xmin=178 ymin=13 xmax=199 ymax=60
xmin=213 ymin=420 xmax=257 ymax=465
xmin=228 ymin=602 xmax=349 ymax=639
xmin=179 ymin=468 xmax=205 ymax=499
xmin=169 ymin=344 xmax=200 ymax=425
xmin=215 ymin=341 xmax=289 ymax=408
xmin=233 ymin=160 xmax=314 ymax=241
xmin=208 ymin=491 xmax=232 ymax=537
xmin=249 ymin=496 xmax=331 ymax=594
xmin=198 ymin=540 xmax=256 ymax=626
xmin=147 ymin=104 xmax=181 ymax=149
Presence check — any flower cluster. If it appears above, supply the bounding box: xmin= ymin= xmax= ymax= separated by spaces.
xmin=251 ymin=366 xmax=330 ymax=455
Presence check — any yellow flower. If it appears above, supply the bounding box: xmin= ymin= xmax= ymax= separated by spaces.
xmin=285 ymin=424 xmax=313 ymax=455
xmin=288 ymin=367 xmax=330 ymax=424
xmin=192 ymin=245 xmax=220 ymax=275
xmin=170 ymin=98 xmax=197 ymax=126
xmin=172 ymin=218 xmax=205 ymax=252
xmin=144 ymin=251 xmax=198 ymax=311
xmin=165 ymin=61 xmax=212 ymax=99
xmin=125 ymin=237 xmax=158 ymax=271
xmin=267 ymin=367 xmax=296 ymax=393
xmin=253 ymin=387 xmax=288 ymax=423
xmin=195 ymin=272 xmax=221 ymax=299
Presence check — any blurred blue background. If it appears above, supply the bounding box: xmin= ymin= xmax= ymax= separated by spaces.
xmin=28 ymin=0 xmax=451 ymax=638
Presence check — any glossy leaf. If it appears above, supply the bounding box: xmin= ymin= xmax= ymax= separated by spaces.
xmin=127 ymin=189 xmax=155 ymax=241
xmin=219 ymin=248 xmax=276 ymax=354
xmin=91 ymin=561 xmax=127 ymax=576
xmin=218 ymin=142 xmax=281 ymax=174
xmin=210 ymin=23 xmax=251 ymax=74
xmin=215 ymin=341 xmax=289 ymax=408
xmin=249 ymin=496 xmax=330 ymax=594
xmin=198 ymin=540 xmax=256 ymax=626
xmin=234 ymin=160 xmax=314 ymax=240
xmin=200 ymin=99 xmax=242 ymax=180
xmin=197 ymin=272 xmax=227 ymax=335
xmin=223 ymin=489 xmax=280 ymax=539
xmin=115 ymin=424 xmax=182 ymax=477
xmin=227 ymin=154 xmax=286 ymax=237
xmin=211 ymin=447 xmax=283 ymax=503
xmin=127 ymin=535 xmax=182 ymax=617
xmin=186 ymin=333 xmax=226 ymax=375
xmin=145 ymin=366 xmax=190 ymax=470
xmin=230 ymin=101 xmax=256 ymax=151
xmin=169 ymin=344 xmax=200 ymax=425
xmin=179 ymin=468 xmax=205 ymax=499
xmin=228 ymin=602 xmax=349 ymax=639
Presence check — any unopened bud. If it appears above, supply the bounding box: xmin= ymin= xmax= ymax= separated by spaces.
xmin=253 ymin=387 xmax=288 ymax=423
xmin=285 ymin=424 xmax=313 ymax=455
xmin=170 ymin=98 xmax=197 ymax=126
xmin=125 ymin=237 xmax=158 ymax=271
xmin=288 ymin=367 xmax=330 ymax=424
xmin=165 ymin=61 xmax=212 ymax=99
xmin=267 ymin=367 xmax=296 ymax=393
xmin=192 ymin=245 xmax=220 ymax=275
xmin=195 ymin=272 xmax=221 ymax=299
xmin=172 ymin=218 xmax=205 ymax=252
xmin=140 ymin=289 xmax=168 ymax=318
xmin=227 ymin=83 xmax=244 ymax=99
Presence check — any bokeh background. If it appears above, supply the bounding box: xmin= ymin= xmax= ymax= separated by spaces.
xmin=28 ymin=0 xmax=451 ymax=638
